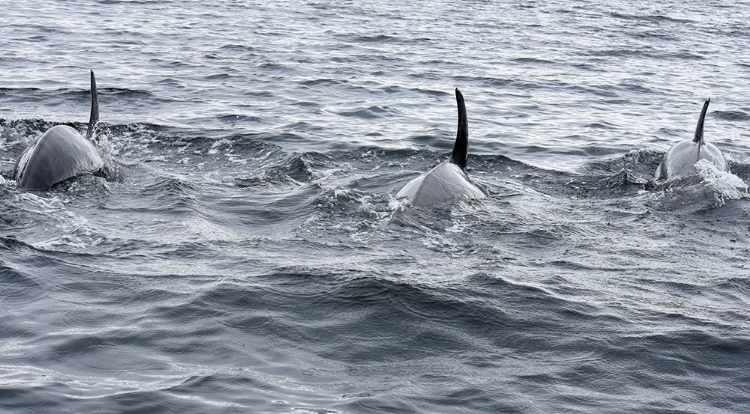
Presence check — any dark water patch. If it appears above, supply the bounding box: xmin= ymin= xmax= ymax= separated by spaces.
xmin=713 ymin=109 xmax=750 ymax=121
xmin=727 ymin=162 xmax=750 ymax=181
xmin=669 ymin=51 xmax=706 ymax=60
xmin=283 ymin=121 xmax=324 ymax=132
xmin=23 ymin=35 xmax=47 ymax=42
xmin=0 ymin=235 xmax=44 ymax=252
xmin=163 ymin=373 xmax=295 ymax=412
xmin=165 ymin=60 xmax=198 ymax=69
xmin=53 ymin=87 xmax=156 ymax=100
xmin=43 ymin=329 xmax=159 ymax=361
xmin=330 ymin=55 xmax=357 ymax=64
xmin=259 ymin=62 xmax=289 ymax=72
xmin=613 ymin=330 xmax=750 ymax=376
xmin=0 ymin=88 xmax=91 ymax=106
xmin=299 ymin=78 xmax=344 ymax=87
xmin=220 ymin=44 xmax=257 ymax=51
xmin=234 ymin=170 xmax=302 ymax=189
xmin=551 ymin=258 xmax=628 ymax=273
xmin=714 ymin=278 xmax=750 ymax=318
xmin=231 ymin=186 xmax=322 ymax=226
xmin=408 ymin=87 xmax=450 ymax=96
xmin=147 ymin=240 xmax=225 ymax=261
xmin=290 ymin=100 xmax=320 ymax=108
xmin=249 ymin=131 xmax=308 ymax=147
xmin=215 ymin=114 xmax=262 ymax=124
xmin=0 ymin=200 xmax=25 ymax=225
xmin=262 ymin=275 xmax=506 ymax=361
xmin=336 ymin=105 xmax=397 ymax=119
xmin=30 ymin=382 xmax=249 ymax=414
xmin=139 ymin=176 xmax=200 ymax=214
xmin=0 ymin=262 xmax=46 ymax=302
xmin=570 ymin=62 xmax=606 ymax=72
xmin=155 ymin=77 xmax=183 ymax=87
xmin=351 ymin=34 xmax=400 ymax=43
xmin=97 ymin=0 xmax=161 ymax=3
xmin=423 ymin=387 xmax=519 ymax=413
xmin=616 ymin=81 xmax=657 ymax=95
xmin=584 ymin=120 xmax=619 ymax=130
xmin=453 ymin=75 xmax=543 ymax=90
xmin=204 ymin=73 xmax=232 ymax=80
xmin=0 ymin=87 xmax=42 ymax=95
xmin=102 ymin=87 xmax=158 ymax=99
xmin=625 ymin=29 xmax=679 ymax=41
xmin=410 ymin=134 xmax=454 ymax=150
xmin=217 ymin=275 xmax=512 ymax=361
xmin=471 ymin=153 xmax=540 ymax=175
xmin=242 ymin=90 xmax=274 ymax=98
xmin=587 ymin=48 xmax=654 ymax=58
xmin=512 ymin=57 xmax=558 ymax=65
xmin=471 ymin=152 xmax=649 ymax=200
xmin=0 ymin=386 xmax=62 ymax=412
xmin=110 ymin=39 xmax=148 ymax=47
xmin=583 ymin=149 xmax=662 ymax=178
xmin=609 ymin=11 xmax=695 ymax=24
xmin=569 ymin=83 xmax=619 ymax=98
xmin=381 ymin=85 xmax=402 ymax=94
xmin=278 ymin=152 xmax=334 ymax=183
xmin=8 ymin=23 xmax=69 ymax=34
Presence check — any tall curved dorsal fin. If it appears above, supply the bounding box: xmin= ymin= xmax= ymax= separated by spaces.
xmin=86 ymin=70 xmax=100 ymax=142
xmin=449 ymin=88 xmax=468 ymax=170
xmin=693 ymin=98 xmax=710 ymax=145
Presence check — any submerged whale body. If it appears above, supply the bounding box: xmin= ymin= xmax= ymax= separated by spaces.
xmin=396 ymin=89 xmax=486 ymax=206
xmin=13 ymin=71 xmax=104 ymax=190
xmin=655 ymin=99 xmax=728 ymax=181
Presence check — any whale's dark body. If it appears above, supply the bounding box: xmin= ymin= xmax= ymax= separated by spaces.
xmin=396 ymin=89 xmax=485 ymax=206
xmin=655 ymin=99 xmax=728 ymax=181
xmin=13 ymin=71 xmax=104 ymax=190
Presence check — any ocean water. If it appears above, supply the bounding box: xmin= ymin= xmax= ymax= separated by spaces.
xmin=2 ymin=1 xmax=750 ymax=412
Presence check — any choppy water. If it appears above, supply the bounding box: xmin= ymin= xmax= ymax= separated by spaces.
xmin=2 ymin=1 xmax=750 ymax=412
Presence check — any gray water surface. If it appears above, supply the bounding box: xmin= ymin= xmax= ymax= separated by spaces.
xmin=1 ymin=1 xmax=750 ymax=413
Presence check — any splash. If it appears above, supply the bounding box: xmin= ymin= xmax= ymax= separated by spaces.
xmin=388 ymin=194 xmax=410 ymax=212
xmin=695 ymin=159 xmax=748 ymax=202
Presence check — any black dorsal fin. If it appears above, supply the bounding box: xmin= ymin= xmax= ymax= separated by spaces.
xmin=693 ymin=98 xmax=710 ymax=145
xmin=86 ymin=70 xmax=99 ymax=142
xmin=449 ymin=88 xmax=468 ymax=169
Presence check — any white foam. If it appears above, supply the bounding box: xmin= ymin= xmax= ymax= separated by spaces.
xmin=387 ymin=194 xmax=410 ymax=212
xmin=695 ymin=159 xmax=748 ymax=201
xmin=445 ymin=218 xmax=467 ymax=234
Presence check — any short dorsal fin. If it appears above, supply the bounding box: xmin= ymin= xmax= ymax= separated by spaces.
xmin=693 ymin=98 xmax=710 ymax=145
xmin=86 ymin=70 xmax=99 ymax=142
xmin=449 ymin=88 xmax=468 ymax=170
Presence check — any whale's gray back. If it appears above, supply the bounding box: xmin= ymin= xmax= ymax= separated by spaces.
xmin=654 ymin=99 xmax=728 ymax=181
xmin=397 ymin=161 xmax=485 ymax=206
xmin=396 ymin=89 xmax=486 ymax=206
xmin=15 ymin=125 xmax=104 ymax=190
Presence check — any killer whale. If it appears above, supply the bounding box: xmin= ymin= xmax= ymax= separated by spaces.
xmin=655 ymin=98 xmax=728 ymax=181
xmin=396 ymin=89 xmax=486 ymax=206
xmin=13 ymin=71 xmax=106 ymax=190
